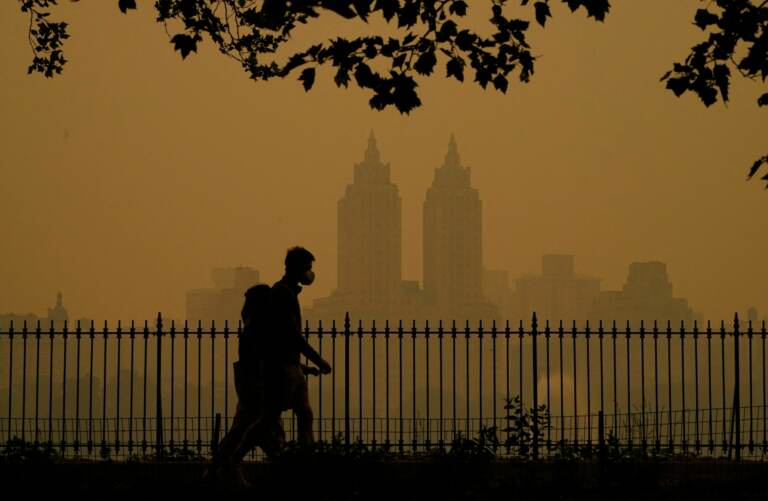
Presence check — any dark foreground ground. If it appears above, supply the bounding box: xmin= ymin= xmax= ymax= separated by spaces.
xmin=3 ymin=460 xmax=768 ymax=500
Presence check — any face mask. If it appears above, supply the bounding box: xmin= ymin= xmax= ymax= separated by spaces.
xmin=300 ymin=270 xmax=315 ymax=286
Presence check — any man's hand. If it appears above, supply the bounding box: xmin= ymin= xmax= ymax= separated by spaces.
xmin=301 ymin=364 xmax=321 ymax=376
xmin=316 ymin=359 xmax=332 ymax=375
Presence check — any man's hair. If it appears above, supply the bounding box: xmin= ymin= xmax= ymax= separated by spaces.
xmin=285 ymin=246 xmax=315 ymax=272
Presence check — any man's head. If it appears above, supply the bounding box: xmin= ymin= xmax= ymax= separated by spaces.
xmin=285 ymin=246 xmax=315 ymax=285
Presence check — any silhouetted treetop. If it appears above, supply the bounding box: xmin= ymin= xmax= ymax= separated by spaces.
xmin=18 ymin=0 xmax=767 ymax=187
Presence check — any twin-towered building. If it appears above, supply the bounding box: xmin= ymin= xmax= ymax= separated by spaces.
xmin=307 ymin=132 xmax=498 ymax=325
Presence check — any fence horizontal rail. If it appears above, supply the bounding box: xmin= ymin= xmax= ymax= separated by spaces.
xmin=1 ymin=313 xmax=766 ymax=460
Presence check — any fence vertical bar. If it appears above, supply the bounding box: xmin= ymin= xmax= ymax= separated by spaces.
xmin=182 ymin=321 xmax=188 ymax=453
xmin=140 ymin=321 xmax=149 ymax=453
xmin=439 ymin=320 xmax=444 ymax=448
xmin=625 ymin=321 xmax=631 ymax=450
xmin=558 ymin=321 xmax=564 ymax=446
xmin=452 ymin=321 xmax=457 ymax=442
xmin=694 ymin=321 xmax=700 ymax=453
xmin=721 ymin=320 xmax=727 ymax=452
xmin=61 ymin=320 xmax=68 ymax=454
xmin=210 ymin=320 xmax=215 ymax=449
xmin=101 ymin=322 xmax=109 ymax=454
xmin=413 ymin=320 xmax=419 ymax=452
xmin=155 ymin=313 xmax=164 ymax=457
xmin=317 ymin=321 xmax=324 ymax=441
xmin=398 ymin=320 xmax=403 ymax=453
xmin=332 ymin=320 xmax=337 ymax=441
xmin=586 ymin=320 xmax=592 ymax=448
xmin=532 ymin=313 xmax=539 ymax=460
xmin=465 ymin=321 xmax=471 ymax=439
xmin=22 ymin=321 xmax=29 ymax=446
xmin=170 ymin=320 xmax=176 ymax=449
xmin=491 ymin=320 xmax=497 ymax=451
xmin=653 ymin=321 xmax=660 ymax=453
xmin=385 ymin=320 xmax=390 ymax=448
xmin=640 ymin=321 xmax=646 ymax=451
xmin=425 ymin=320 xmax=430 ymax=448
xmin=48 ymin=322 xmax=54 ymax=448
xmin=666 ymin=321 xmax=673 ymax=451
xmin=762 ymin=320 xmax=766 ymax=453
xmin=36 ymin=321 xmax=42 ymax=447
xmin=478 ymin=320 xmax=483 ymax=438
xmin=371 ymin=321 xmax=377 ymax=447
xmin=87 ymin=322 xmax=94 ymax=454
xmin=572 ymin=321 xmax=578 ymax=448
xmin=6 ymin=321 xmax=14 ymax=445
xmin=22 ymin=321 xmax=29 ymax=445
xmin=734 ymin=313 xmax=741 ymax=461
xmin=196 ymin=320 xmax=202 ymax=455
xmin=358 ymin=320 xmax=364 ymax=444
xmin=344 ymin=313 xmax=350 ymax=450
xmin=707 ymin=321 xmax=713 ymax=453
xmin=129 ymin=321 xmax=136 ymax=454
xmin=519 ymin=320 xmax=524 ymax=414
xmin=222 ymin=320 xmax=227 ymax=437
xmin=610 ymin=321 xmax=617 ymax=443
xmin=545 ymin=320 xmax=551 ymax=450
xmin=748 ymin=319 xmax=754 ymax=453
xmin=505 ymin=321 xmax=510 ymax=453
xmin=599 ymin=321 xmax=604 ymax=426
xmin=116 ymin=321 xmax=122 ymax=454
xmin=680 ymin=321 xmax=687 ymax=453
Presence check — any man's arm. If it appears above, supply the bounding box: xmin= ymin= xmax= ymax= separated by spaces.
xmin=272 ymin=285 xmax=328 ymax=370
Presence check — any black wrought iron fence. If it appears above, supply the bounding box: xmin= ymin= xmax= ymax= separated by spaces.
xmin=1 ymin=313 xmax=765 ymax=460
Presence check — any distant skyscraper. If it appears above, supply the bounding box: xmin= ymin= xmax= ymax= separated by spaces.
xmin=423 ymin=135 xmax=495 ymax=321
xmin=310 ymin=131 xmax=404 ymax=322
xmin=337 ymin=130 xmax=402 ymax=306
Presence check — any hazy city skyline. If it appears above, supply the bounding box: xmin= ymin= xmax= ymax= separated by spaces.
xmin=1 ymin=1 xmax=766 ymax=324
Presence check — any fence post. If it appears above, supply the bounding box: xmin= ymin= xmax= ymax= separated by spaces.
xmin=344 ymin=312 xmax=350 ymax=450
xmin=532 ymin=312 xmax=539 ymax=460
xmin=734 ymin=313 xmax=741 ymax=461
xmin=156 ymin=312 xmax=164 ymax=458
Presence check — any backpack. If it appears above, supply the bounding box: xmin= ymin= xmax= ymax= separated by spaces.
xmin=238 ymin=283 xmax=272 ymax=364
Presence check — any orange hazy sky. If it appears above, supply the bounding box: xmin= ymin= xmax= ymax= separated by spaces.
xmin=0 ymin=1 xmax=766 ymax=323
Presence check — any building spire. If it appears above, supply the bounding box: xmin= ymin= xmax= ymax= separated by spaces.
xmin=365 ymin=129 xmax=381 ymax=164
xmin=56 ymin=291 xmax=63 ymax=307
xmin=444 ymin=133 xmax=461 ymax=169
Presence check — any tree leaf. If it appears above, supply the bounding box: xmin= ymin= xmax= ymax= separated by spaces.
xmin=446 ymin=57 xmax=464 ymax=82
xmin=414 ymin=47 xmax=437 ymax=76
xmin=534 ymin=2 xmax=551 ymax=27
xmin=299 ymin=67 xmax=316 ymax=91
xmin=118 ymin=0 xmax=137 ymax=14
xmin=170 ymin=34 xmax=198 ymax=59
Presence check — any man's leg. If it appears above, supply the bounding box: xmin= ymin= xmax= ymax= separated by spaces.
xmin=233 ymin=408 xmax=283 ymax=461
xmin=288 ymin=365 xmax=314 ymax=447
xmin=210 ymin=401 xmax=249 ymax=466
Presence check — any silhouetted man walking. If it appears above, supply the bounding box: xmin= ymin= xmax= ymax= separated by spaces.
xmin=209 ymin=246 xmax=331 ymax=489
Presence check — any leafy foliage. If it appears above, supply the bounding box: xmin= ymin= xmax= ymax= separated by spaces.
xmin=661 ymin=0 xmax=768 ymax=188
xmin=19 ymin=0 xmax=609 ymax=114
xmin=17 ymin=0 xmax=766 ymax=187
xmin=502 ymin=395 xmax=551 ymax=460
xmin=0 ymin=437 xmax=60 ymax=464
